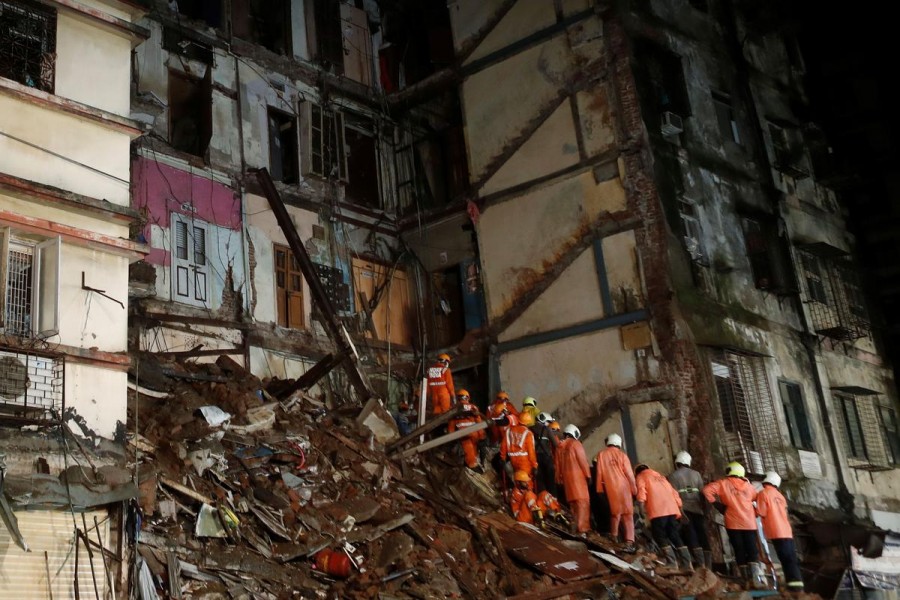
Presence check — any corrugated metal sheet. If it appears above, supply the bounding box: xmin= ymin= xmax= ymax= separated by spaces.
xmin=0 ymin=509 xmax=109 ymax=600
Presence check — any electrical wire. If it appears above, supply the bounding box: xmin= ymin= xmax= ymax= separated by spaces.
xmin=0 ymin=131 xmax=130 ymax=185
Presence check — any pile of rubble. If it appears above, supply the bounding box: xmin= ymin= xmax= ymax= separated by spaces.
xmin=127 ymin=355 xmax=822 ymax=599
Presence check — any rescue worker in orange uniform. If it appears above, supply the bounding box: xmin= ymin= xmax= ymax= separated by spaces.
xmin=756 ymin=472 xmax=804 ymax=591
xmin=501 ymin=411 xmax=538 ymax=485
xmin=702 ymin=462 xmax=761 ymax=586
xmin=595 ymin=433 xmax=637 ymax=552
xmin=635 ymin=464 xmax=692 ymax=570
xmin=555 ymin=424 xmax=592 ymax=534
xmin=537 ymin=489 xmax=569 ymax=525
xmin=488 ymin=391 xmax=519 ymax=444
xmin=510 ymin=471 xmax=544 ymax=526
xmin=447 ymin=390 xmax=486 ymax=472
xmin=426 ymin=353 xmax=455 ymax=416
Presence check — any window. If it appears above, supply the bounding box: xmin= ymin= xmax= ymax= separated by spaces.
xmin=797 ymin=248 xmax=870 ymax=341
xmin=339 ymin=4 xmax=373 ymax=86
xmin=345 ymin=115 xmax=380 ymax=208
xmin=634 ymin=40 xmax=691 ymax=117
xmin=741 ymin=216 xmax=794 ymax=293
xmin=767 ymin=121 xmax=809 ymax=179
xmin=299 ymin=102 xmax=347 ymax=181
xmin=678 ymin=198 xmax=706 ymax=264
xmin=274 ymin=245 xmax=303 ymax=329
xmin=709 ymin=348 xmax=787 ymax=475
xmin=0 ymin=0 xmax=56 ymax=93
xmin=171 ymin=214 xmax=209 ymax=307
xmin=173 ymin=0 xmax=222 ymax=28
xmin=0 ymin=229 xmax=60 ymax=338
xmin=712 ymin=91 xmax=741 ymax=145
xmin=312 ymin=0 xmax=344 ymax=73
xmin=268 ymin=108 xmax=298 ymax=183
xmin=168 ymin=69 xmax=212 ymax=157
xmin=833 ymin=389 xmax=895 ymax=471
xmin=232 ymin=0 xmax=291 ymax=55
xmin=779 ymin=380 xmax=814 ymax=451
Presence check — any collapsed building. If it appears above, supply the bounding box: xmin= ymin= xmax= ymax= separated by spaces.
xmin=1 ymin=0 xmax=899 ymax=598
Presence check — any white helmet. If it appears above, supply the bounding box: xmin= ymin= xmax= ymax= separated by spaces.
xmin=763 ymin=471 xmax=782 ymax=488
xmin=606 ymin=433 xmax=623 ymax=448
xmin=563 ymin=424 xmax=581 ymax=440
xmin=675 ymin=451 xmax=692 ymax=467
xmin=537 ymin=412 xmax=553 ymax=424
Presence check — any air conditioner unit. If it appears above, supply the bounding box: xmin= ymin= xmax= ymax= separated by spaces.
xmin=660 ymin=111 xmax=684 ymax=136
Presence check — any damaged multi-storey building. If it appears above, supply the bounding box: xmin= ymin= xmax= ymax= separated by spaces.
xmin=1 ymin=0 xmax=898 ymax=597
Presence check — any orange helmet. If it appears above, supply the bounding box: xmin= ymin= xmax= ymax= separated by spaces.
xmin=549 ymin=421 xmax=560 ymax=431
xmin=514 ymin=470 xmax=531 ymax=483
xmin=495 ymin=391 xmax=510 ymax=401
xmin=519 ymin=411 xmax=535 ymax=427
xmin=457 ymin=389 xmax=470 ymax=401
xmin=437 ymin=353 xmax=452 ymax=363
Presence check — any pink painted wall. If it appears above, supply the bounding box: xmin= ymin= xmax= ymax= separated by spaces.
xmin=132 ymin=156 xmax=240 ymax=265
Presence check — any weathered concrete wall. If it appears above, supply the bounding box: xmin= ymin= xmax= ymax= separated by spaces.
xmin=64 ymin=363 xmax=127 ymax=438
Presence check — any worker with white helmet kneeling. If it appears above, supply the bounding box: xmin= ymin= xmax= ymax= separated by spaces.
xmin=757 ymin=471 xmax=804 ymax=592
xmin=703 ymin=462 xmax=764 ymax=588
xmin=668 ymin=450 xmax=712 ymax=569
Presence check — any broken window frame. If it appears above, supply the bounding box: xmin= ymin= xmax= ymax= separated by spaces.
xmin=711 ymin=91 xmax=741 ymax=146
xmin=708 ymin=348 xmax=787 ymax=475
xmin=0 ymin=227 xmax=60 ymax=339
xmin=173 ymin=0 xmax=223 ymax=28
xmin=170 ymin=214 xmax=210 ymax=308
xmin=0 ymin=0 xmax=56 ymax=93
xmin=740 ymin=215 xmax=795 ymax=294
xmin=344 ymin=114 xmax=382 ymax=209
xmin=267 ymin=107 xmax=299 ymax=184
xmin=232 ymin=0 xmax=292 ymax=56
xmin=833 ymin=390 xmax=895 ymax=471
xmin=274 ymin=243 xmax=304 ymax=330
xmin=168 ymin=68 xmax=213 ymax=158
xmin=299 ymin=101 xmax=347 ymax=182
xmin=678 ymin=198 xmax=707 ymax=265
xmin=778 ymin=379 xmax=815 ymax=452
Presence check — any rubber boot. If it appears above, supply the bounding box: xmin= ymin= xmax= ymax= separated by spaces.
xmin=677 ymin=546 xmax=694 ymax=571
xmin=739 ymin=565 xmax=752 ymax=588
xmin=704 ymin=550 xmax=713 ymax=570
xmin=662 ymin=545 xmax=678 ymax=567
xmin=751 ymin=562 xmax=769 ymax=590
xmin=691 ymin=547 xmax=705 ymax=570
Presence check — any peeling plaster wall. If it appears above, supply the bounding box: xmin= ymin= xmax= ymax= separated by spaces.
xmin=59 ymin=247 xmax=130 ymax=352
xmin=64 ymin=363 xmax=127 ymax=439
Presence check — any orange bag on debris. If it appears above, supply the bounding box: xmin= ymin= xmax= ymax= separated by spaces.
xmin=315 ymin=548 xmax=351 ymax=578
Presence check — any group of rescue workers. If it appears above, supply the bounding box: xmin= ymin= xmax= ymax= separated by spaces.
xmin=396 ymin=354 xmax=806 ymax=592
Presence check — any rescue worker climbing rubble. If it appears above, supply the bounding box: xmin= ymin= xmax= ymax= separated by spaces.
xmin=635 ymin=463 xmax=692 ymax=570
xmin=555 ymin=424 xmax=592 ymax=534
xmin=501 ymin=411 xmax=538 ymax=487
xmin=426 ymin=353 xmax=455 ymax=417
xmin=447 ymin=390 xmax=485 ymax=472
xmin=595 ymin=433 xmax=637 ymax=552
xmin=488 ymin=391 xmax=518 ymax=444
xmin=756 ymin=471 xmax=804 ymax=592
xmin=668 ymin=450 xmax=712 ymax=569
xmin=509 ymin=470 xmax=544 ymax=526
xmin=702 ymin=462 xmax=763 ymax=588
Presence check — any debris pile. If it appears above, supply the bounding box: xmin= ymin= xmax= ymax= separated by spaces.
xmin=127 ymin=355 xmax=822 ymax=599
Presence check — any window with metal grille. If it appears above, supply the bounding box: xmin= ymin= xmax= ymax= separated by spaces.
xmin=0 ymin=0 xmax=56 ymax=93
xmin=274 ymin=244 xmax=304 ymax=329
xmin=709 ymin=348 xmax=787 ymax=475
xmin=778 ymin=380 xmax=814 ymax=451
xmin=300 ymin=101 xmax=347 ymax=181
xmin=796 ymin=247 xmax=870 ymax=341
xmin=833 ymin=389 xmax=895 ymax=471
xmin=0 ymin=229 xmax=60 ymax=338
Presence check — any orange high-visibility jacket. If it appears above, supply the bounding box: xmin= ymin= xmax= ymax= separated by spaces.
xmin=537 ymin=490 xmax=561 ymax=513
xmin=702 ymin=476 xmax=758 ymax=530
xmin=555 ymin=438 xmax=591 ymax=502
xmin=636 ymin=467 xmax=683 ymax=519
xmin=500 ymin=425 xmax=538 ymax=470
xmin=488 ymin=400 xmax=519 ymax=420
xmin=447 ymin=402 xmax=486 ymax=441
xmin=510 ymin=488 xmax=540 ymax=524
xmin=595 ymin=446 xmax=637 ymax=516
xmin=756 ymin=484 xmax=793 ymax=539
xmin=426 ymin=362 xmax=455 ymax=401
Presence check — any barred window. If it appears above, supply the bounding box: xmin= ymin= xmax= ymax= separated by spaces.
xmin=833 ymin=388 xmax=896 ymax=471
xmin=0 ymin=0 xmax=56 ymax=93
xmin=797 ymin=247 xmax=870 ymax=342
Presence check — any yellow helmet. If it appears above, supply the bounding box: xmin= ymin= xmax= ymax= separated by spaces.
xmin=519 ymin=411 xmax=535 ymax=427
xmin=726 ymin=461 xmax=746 ymax=478
xmin=514 ymin=470 xmax=531 ymax=483
xmin=522 ymin=397 xmax=537 ymax=407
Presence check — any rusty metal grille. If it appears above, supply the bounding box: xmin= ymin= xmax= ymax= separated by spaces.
xmin=0 ymin=0 xmax=56 ymax=93
xmin=5 ymin=244 xmax=33 ymax=336
xmin=0 ymin=346 xmax=63 ymax=423
xmin=709 ymin=348 xmax=787 ymax=475
xmin=797 ymin=249 xmax=870 ymax=341
xmin=833 ymin=391 xmax=895 ymax=471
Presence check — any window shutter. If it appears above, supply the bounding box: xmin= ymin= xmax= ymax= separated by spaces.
xmin=298 ymin=101 xmax=316 ymax=177
xmin=0 ymin=227 xmax=8 ymax=329
xmin=33 ymin=236 xmax=60 ymax=337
